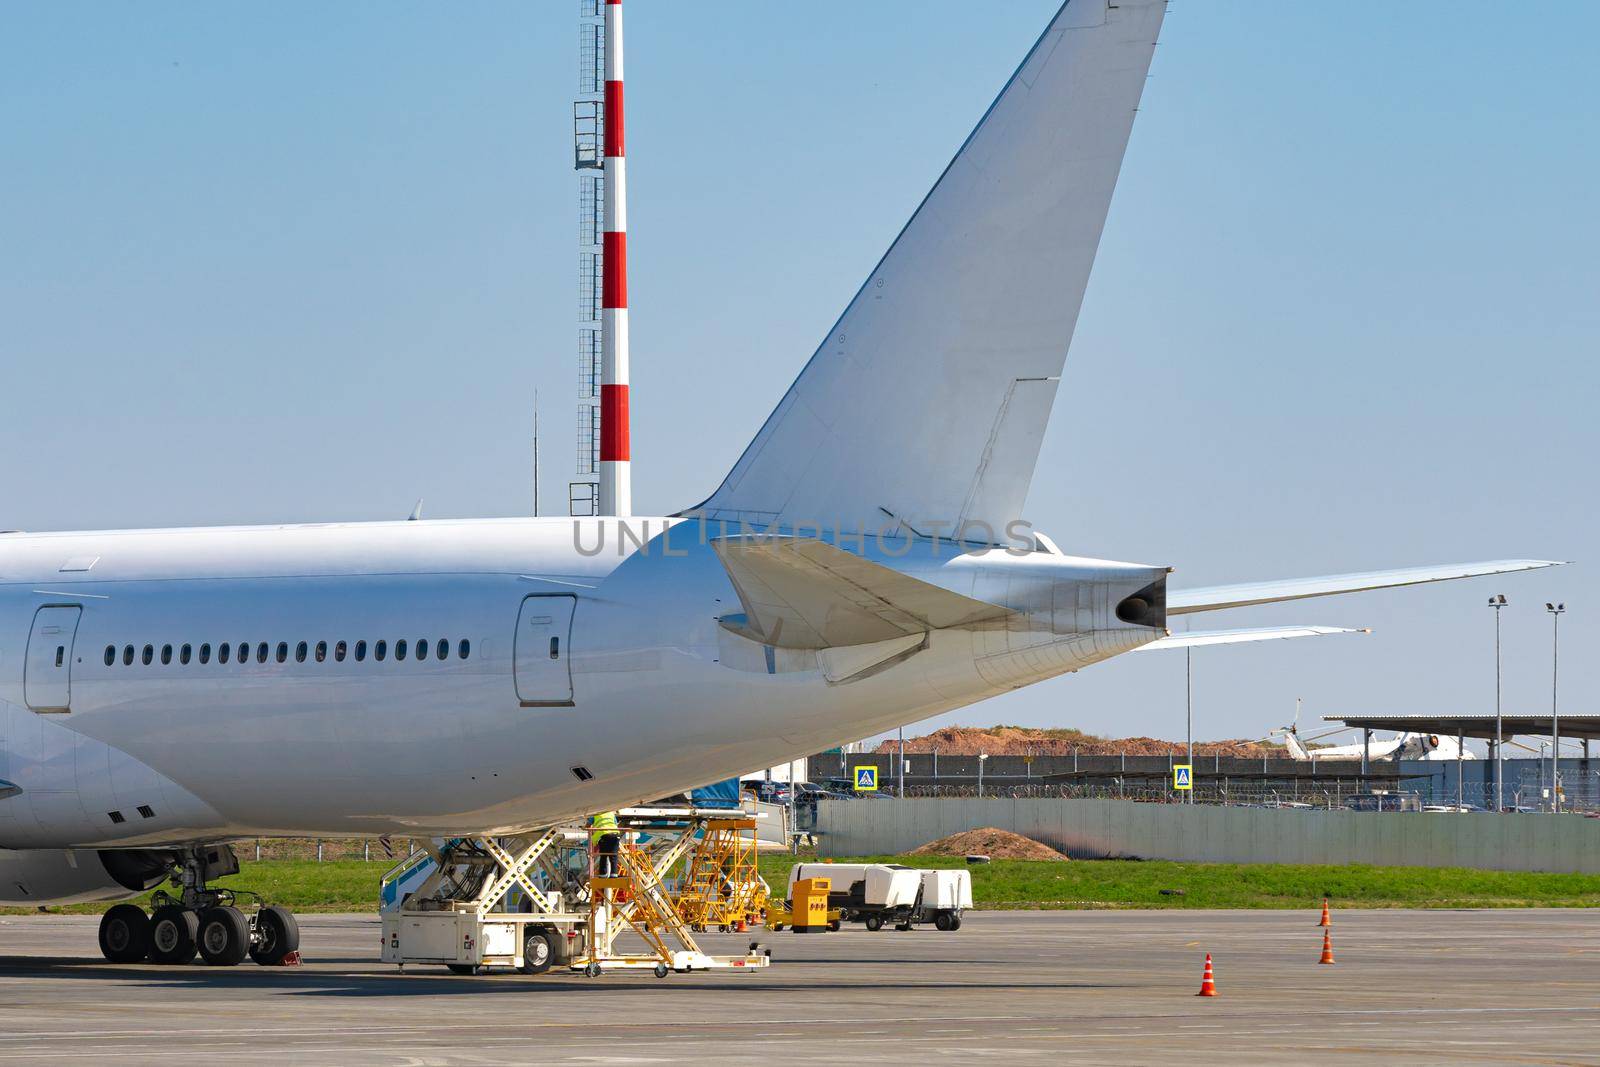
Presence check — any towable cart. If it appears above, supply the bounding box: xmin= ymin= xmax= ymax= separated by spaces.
xmin=788 ymin=862 xmax=972 ymax=931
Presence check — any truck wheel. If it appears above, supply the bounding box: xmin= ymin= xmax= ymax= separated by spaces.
xmin=864 ymin=915 xmax=884 ymax=932
xmin=827 ymin=919 xmax=841 ymax=932
xmin=519 ymin=927 xmax=557 ymax=975
xmin=949 ymin=914 xmax=962 ymax=931
xmin=934 ymin=911 xmax=954 ymax=931
xmin=653 ymin=963 xmax=669 ymax=978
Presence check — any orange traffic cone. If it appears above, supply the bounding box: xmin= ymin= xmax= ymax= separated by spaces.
xmin=1196 ymin=953 xmax=1218 ymax=996
xmin=1318 ymin=929 xmax=1336 ymax=965
xmin=1317 ymin=898 xmax=1332 ymax=927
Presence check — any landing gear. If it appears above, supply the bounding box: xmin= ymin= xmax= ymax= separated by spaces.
xmin=96 ymin=846 xmax=302 ymax=968
xmin=98 ymin=904 xmax=151 ymax=963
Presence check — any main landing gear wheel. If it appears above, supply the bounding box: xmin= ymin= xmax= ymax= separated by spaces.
xmin=519 ymin=927 xmax=557 ymax=975
xmin=149 ymin=905 xmax=199 ymax=965
xmin=98 ymin=904 xmax=151 ymax=963
xmin=198 ymin=906 xmax=251 ymax=966
xmin=863 ymin=915 xmax=884 ymax=932
xmin=249 ymin=905 xmax=300 ymax=966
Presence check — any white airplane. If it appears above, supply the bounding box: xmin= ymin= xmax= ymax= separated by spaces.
xmin=0 ymin=0 xmax=1558 ymax=969
xmin=1278 ymin=728 xmax=1473 ymax=763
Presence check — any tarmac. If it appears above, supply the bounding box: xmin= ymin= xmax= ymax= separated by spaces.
xmin=1 ymin=909 xmax=1597 ymax=1065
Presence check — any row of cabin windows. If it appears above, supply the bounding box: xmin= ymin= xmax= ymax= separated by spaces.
xmin=102 ymin=638 xmax=470 ymax=668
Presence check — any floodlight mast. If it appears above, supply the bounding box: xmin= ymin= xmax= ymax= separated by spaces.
xmin=1490 ymin=594 xmax=1507 ymax=812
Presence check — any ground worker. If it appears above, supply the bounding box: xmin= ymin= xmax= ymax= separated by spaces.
xmin=590 ymin=810 xmax=620 ymax=878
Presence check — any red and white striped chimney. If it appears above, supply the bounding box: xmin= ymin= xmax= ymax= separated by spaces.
xmin=599 ymin=0 xmax=631 ymax=516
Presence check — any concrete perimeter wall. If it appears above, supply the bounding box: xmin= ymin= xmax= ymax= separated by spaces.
xmin=815 ymin=798 xmax=1600 ymax=873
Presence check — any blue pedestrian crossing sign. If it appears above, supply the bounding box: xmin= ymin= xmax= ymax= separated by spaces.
xmin=854 ymin=766 xmax=879 ymax=792
xmin=1173 ymin=764 xmax=1193 ymax=791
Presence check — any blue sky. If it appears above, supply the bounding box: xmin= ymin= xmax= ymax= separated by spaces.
xmin=2 ymin=2 xmax=1594 ymax=747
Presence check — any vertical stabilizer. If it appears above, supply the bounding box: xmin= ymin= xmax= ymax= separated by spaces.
xmin=693 ymin=0 xmax=1165 ymax=537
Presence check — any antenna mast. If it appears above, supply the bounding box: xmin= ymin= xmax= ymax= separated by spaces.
xmin=570 ymin=0 xmax=631 ymax=517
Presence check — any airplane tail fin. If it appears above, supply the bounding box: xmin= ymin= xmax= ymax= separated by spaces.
xmin=1283 ymin=732 xmax=1311 ymax=761
xmin=690 ymin=0 xmax=1165 ymax=537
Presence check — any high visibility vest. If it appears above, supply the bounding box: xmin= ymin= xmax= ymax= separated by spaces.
xmin=589 ymin=811 xmax=618 ymax=844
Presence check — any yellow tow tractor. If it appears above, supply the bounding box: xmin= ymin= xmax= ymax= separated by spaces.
xmin=765 ymin=876 xmax=842 ymax=933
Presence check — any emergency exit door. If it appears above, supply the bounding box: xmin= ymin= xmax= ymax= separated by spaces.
xmin=514 ymin=595 xmax=576 ymax=706
xmin=25 ymin=606 xmax=83 ymax=712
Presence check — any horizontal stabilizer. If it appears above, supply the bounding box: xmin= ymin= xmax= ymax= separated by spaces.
xmin=1168 ymin=560 xmax=1564 ymax=615
xmin=1132 ymin=626 xmax=1368 ymax=652
xmin=712 ymin=536 xmax=1012 ymax=650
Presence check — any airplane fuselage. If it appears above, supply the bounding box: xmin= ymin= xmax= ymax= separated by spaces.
xmin=0 ymin=518 xmax=1161 ymax=850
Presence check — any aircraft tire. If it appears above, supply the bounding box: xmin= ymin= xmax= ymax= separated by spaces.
xmin=149 ymin=905 xmax=199 ymax=965
xmin=198 ymin=906 xmax=251 ymax=966
xmin=249 ymin=906 xmax=299 ymax=966
xmin=98 ymin=904 xmax=151 ymax=963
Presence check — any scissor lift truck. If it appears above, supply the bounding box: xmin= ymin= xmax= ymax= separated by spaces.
xmin=378 ymin=807 xmax=771 ymax=978
xmin=380 ymin=828 xmax=590 ymax=974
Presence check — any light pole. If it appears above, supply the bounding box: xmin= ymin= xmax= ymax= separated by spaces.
xmin=1490 ymin=594 xmax=1507 ymax=812
xmin=897 ymin=725 xmax=906 ymax=800
xmin=1547 ymin=602 xmax=1565 ymax=813
xmin=1185 ymin=646 xmax=1194 ymax=805
xmin=977 ymin=753 xmax=988 ymax=799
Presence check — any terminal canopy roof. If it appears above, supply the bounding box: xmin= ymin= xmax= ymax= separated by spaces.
xmin=1327 ymin=714 xmax=1600 ymax=742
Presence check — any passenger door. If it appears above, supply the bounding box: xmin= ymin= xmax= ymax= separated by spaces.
xmin=513 ymin=595 xmax=576 ymax=706
xmin=24 ymin=606 xmax=83 ymax=713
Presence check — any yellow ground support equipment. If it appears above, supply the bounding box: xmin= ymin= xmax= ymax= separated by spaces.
xmin=675 ymin=817 xmax=769 ymax=931
xmin=773 ymin=876 xmax=836 ymax=933
xmin=578 ymin=829 xmax=770 ymax=977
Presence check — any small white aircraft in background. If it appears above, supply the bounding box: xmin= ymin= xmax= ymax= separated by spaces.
xmin=1269 ymin=703 xmax=1475 ymax=763
xmin=0 ymin=0 xmax=1552 ymax=971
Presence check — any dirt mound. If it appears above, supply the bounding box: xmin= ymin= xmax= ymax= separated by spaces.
xmin=875 ymin=725 xmax=1280 ymax=758
xmin=908 ymin=827 xmax=1067 ymax=862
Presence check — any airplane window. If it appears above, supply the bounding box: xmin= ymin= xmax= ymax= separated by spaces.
xmin=334 ymin=640 xmax=347 ymax=662
xmin=199 ymin=643 xmax=211 ymax=665
xmin=238 ymin=643 xmax=250 ymax=664
xmin=161 ymin=645 xmax=173 ymax=665
xmin=180 ymin=644 xmax=192 ymax=665
xmin=316 ymin=641 xmax=328 ymax=663
xmin=123 ymin=645 xmax=135 ymax=666
xmin=458 ymin=639 xmax=470 ymax=660
xmin=355 ymin=640 xmax=367 ymax=662
xmin=437 ymin=638 xmax=448 ymax=660
xmin=396 ymin=639 xmax=408 ymax=661
xmin=142 ymin=645 xmax=154 ymax=665
xmin=375 ymin=640 xmax=387 ymax=661
xmin=219 ymin=643 xmax=231 ymax=665
xmin=104 ymin=645 xmax=115 ymax=667
xmin=257 ymin=642 xmax=269 ymax=664
xmin=416 ymin=639 xmax=428 ymax=661
xmin=295 ymin=641 xmax=307 ymax=663
xmin=276 ymin=642 xmax=289 ymax=664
